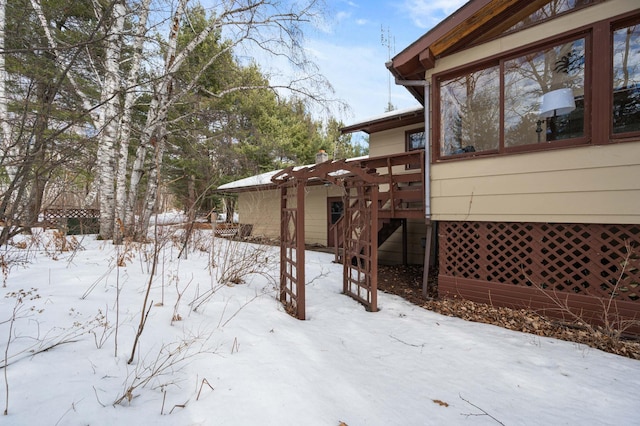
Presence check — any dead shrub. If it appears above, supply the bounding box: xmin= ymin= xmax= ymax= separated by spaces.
xmin=522 ymin=241 xmax=640 ymax=357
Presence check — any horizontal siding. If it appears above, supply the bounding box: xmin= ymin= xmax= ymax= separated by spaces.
xmin=237 ymin=189 xmax=280 ymax=239
xmin=433 ymin=191 xmax=640 ymax=216
xmin=433 ymin=165 xmax=640 ymax=196
xmin=433 ymin=144 xmax=640 ymax=179
xmin=237 ymin=185 xmax=344 ymax=245
xmin=431 ymin=143 xmax=640 ymax=224
xmin=369 ymin=124 xmax=423 ymax=158
xmin=303 ymin=186 xmax=344 ymax=245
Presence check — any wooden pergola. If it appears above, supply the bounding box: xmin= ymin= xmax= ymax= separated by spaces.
xmin=271 ymin=152 xmax=428 ymax=319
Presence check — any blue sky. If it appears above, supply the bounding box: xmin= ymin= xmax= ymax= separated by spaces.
xmin=305 ymin=0 xmax=468 ymax=124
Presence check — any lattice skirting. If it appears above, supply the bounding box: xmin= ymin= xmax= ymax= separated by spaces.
xmin=41 ymin=209 xmax=100 ymax=235
xmin=438 ymin=221 xmax=640 ymax=332
xmin=42 ymin=208 xmax=100 ymax=220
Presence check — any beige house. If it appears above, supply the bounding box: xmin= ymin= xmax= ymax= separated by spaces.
xmin=217 ymin=108 xmax=429 ymax=266
xmin=218 ymin=0 xmax=640 ymax=328
xmin=216 ymin=163 xmax=347 ymax=248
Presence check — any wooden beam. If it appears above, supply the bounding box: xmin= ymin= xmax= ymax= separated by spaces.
xmin=422 ymin=224 xmax=433 ymax=299
xmin=429 ymin=0 xmax=523 ymax=57
xmin=472 ymin=0 xmax=552 ymax=45
xmin=402 ymin=219 xmax=407 ymax=265
xmin=296 ymin=180 xmax=306 ymax=320
xmin=370 ymin=185 xmax=378 ymax=313
xmin=391 ymin=0 xmax=493 ymax=71
xmin=418 ymin=48 xmax=436 ymax=70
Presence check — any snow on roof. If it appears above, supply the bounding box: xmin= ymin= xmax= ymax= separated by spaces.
xmin=216 ymin=169 xmax=283 ymax=191
xmin=349 ymin=105 xmax=423 ymax=127
xmin=216 ymin=155 xmax=369 ymax=192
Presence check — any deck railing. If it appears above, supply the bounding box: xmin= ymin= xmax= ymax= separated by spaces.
xmin=360 ymin=150 xmax=425 ymax=220
xmin=330 ymin=150 xmax=426 ymax=262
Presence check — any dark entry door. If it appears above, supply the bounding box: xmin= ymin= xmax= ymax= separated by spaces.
xmin=327 ymin=197 xmax=343 ymax=247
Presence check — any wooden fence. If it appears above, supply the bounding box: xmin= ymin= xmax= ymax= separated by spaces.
xmin=41 ymin=208 xmax=100 ymax=235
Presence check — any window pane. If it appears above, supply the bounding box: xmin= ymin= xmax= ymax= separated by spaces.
xmin=613 ymin=24 xmax=640 ymax=134
xmin=504 ymin=38 xmax=585 ymax=147
xmin=407 ymin=130 xmax=425 ymax=150
xmin=440 ymin=66 xmax=500 ymax=156
xmin=507 ymin=1 xmax=596 ymax=33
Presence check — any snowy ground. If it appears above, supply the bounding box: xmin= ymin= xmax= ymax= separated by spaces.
xmin=1 ymin=225 xmax=639 ymax=426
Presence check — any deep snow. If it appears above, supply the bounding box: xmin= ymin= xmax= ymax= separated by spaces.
xmin=1 ymin=224 xmax=639 ymax=426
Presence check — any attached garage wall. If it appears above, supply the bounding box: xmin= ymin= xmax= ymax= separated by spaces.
xmin=237 ymin=185 xmax=344 ymax=246
xmin=237 ymin=188 xmax=281 ymax=240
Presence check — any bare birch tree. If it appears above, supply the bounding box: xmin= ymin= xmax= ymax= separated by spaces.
xmin=113 ymin=0 xmax=333 ymax=240
xmin=112 ymin=0 xmax=151 ymax=244
xmin=0 ymin=0 xmax=15 ymax=181
xmin=95 ymin=0 xmax=126 ymax=240
xmin=0 ymin=0 xmax=334 ymax=243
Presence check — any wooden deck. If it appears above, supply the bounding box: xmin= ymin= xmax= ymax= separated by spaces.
xmin=327 ymin=150 xmax=426 ymax=264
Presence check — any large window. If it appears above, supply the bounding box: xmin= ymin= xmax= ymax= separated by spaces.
xmin=438 ymin=37 xmax=586 ymax=158
xmin=504 ymin=38 xmax=584 ymax=146
xmin=613 ymin=23 xmax=640 ymax=135
xmin=436 ymin=12 xmax=640 ymax=160
xmin=440 ymin=66 xmax=500 ymax=156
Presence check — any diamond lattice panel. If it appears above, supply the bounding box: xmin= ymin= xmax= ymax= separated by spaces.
xmin=440 ymin=222 xmax=640 ymax=303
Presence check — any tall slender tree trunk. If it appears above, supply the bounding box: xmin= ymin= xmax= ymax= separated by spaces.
xmin=123 ymin=104 xmax=159 ymax=234
xmin=125 ymin=0 xmax=186 ymax=238
xmin=96 ymin=1 xmax=125 ymax=240
xmin=0 ymin=0 xmax=18 ymax=185
xmin=113 ymin=0 xmax=150 ymax=244
xmin=138 ymin=127 xmax=167 ymax=238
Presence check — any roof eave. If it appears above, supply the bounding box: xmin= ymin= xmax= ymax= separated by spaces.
xmin=340 ymin=107 xmax=425 ymax=135
xmin=215 ymin=183 xmax=278 ymax=194
xmin=389 ymin=0 xmax=530 ymax=87
xmin=391 ymin=0 xmax=493 ymax=76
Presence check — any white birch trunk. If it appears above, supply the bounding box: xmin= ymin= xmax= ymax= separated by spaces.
xmin=113 ymin=0 xmax=151 ymax=242
xmin=123 ymin=101 xmax=159 ymax=231
xmin=125 ymin=0 xmax=187 ymax=235
xmin=96 ymin=1 xmax=125 ymax=239
xmin=0 ymin=0 xmax=16 ymax=183
xmin=83 ymin=180 xmax=98 ymax=206
xmin=139 ymin=126 xmax=167 ymax=233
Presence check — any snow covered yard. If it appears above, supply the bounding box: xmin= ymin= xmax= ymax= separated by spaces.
xmin=1 ymin=228 xmax=639 ymax=426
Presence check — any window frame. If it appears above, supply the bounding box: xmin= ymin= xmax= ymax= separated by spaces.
xmin=405 ymin=127 xmax=426 ymax=152
xmin=432 ymin=10 xmax=640 ymax=162
xmin=405 ymin=127 xmax=426 ymax=169
xmin=609 ymin=15 xmax=640 ymax=141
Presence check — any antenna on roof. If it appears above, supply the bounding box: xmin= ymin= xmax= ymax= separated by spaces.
xmin=381 ymin=25 xmax=396 ymax=112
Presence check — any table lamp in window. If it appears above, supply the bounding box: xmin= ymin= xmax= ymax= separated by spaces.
xmin=537 ymin=88 xmax=576 ymax=141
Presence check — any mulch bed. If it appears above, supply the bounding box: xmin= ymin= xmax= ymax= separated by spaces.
xmin=377 ymin=265 xmax=640 ymax=360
